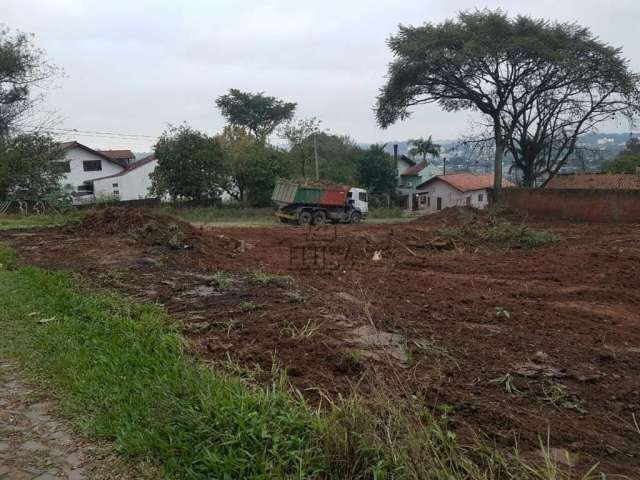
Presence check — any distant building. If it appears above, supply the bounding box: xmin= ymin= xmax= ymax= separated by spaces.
xmin=396 ymin=154 xmax=441 ymax=210
xmin=415 ymin=173 xmax=515 ymax=212
xmin=96 ymin=149 xmax=136 ymax=168
xmin=56 ymin=141 xmax=157 ymax=204
xmin=90 ymin=155 xmax=159 ymax=201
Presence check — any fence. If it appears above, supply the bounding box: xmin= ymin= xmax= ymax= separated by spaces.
xmin=500 ymin=188 xmax=640 ymax=223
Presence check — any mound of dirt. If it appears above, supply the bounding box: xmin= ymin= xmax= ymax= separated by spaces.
xmin=72 ymin=208 xmax=242 ymax=252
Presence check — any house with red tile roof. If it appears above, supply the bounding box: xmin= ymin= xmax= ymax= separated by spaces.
xmin=415 ymin=173 xmax=515 ymax=212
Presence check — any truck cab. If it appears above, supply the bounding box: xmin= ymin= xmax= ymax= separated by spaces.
xmin=347 ymin=187 xmax=369 ymax=222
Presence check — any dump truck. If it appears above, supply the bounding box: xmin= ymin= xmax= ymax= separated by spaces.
xmin=271 ymin=180 xmax=369 ymax=225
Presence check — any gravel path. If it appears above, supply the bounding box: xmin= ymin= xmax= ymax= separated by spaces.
xmin=0 ymin=362 xmax=133 ymax=480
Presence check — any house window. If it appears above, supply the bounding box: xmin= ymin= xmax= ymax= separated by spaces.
xmin=113 ymin=190 xmax=120 ymax=195
xmin=478 ymin=193 xmax=484 ymax=202
xmin=112 ymin=183 xmax=118 ymax=188
xmin=55 ymin=161 xmax=71 ymax=173
xmin=83 ymin=160 xmax=102 ymax=172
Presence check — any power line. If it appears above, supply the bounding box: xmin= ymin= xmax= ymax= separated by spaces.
xmin=24 ymin=125 xmax=160 ymax=140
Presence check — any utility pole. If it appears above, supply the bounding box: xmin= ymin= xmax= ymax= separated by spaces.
xmin=314 ymin=133 xmax=319 ymax=180
xmin=443 ymin=156 xmax=447 ymax=175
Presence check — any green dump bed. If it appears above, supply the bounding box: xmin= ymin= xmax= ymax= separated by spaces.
xmin=271 ymin=181 xmax=324 ymax=206
xmin=272 ymin=180 xmax=348 ymax=208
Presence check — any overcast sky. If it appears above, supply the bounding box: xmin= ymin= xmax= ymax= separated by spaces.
xmin=3 ymin=0 xmax=640 ymax=151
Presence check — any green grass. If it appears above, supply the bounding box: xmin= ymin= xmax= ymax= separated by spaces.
xmin=0 ymin=211 xmax=86 ymax=230
xmin=0 ymin=261 xmax=321 ymax=479
xmin=249 ymin=270 xmax=294 ymax=288
xmin=440 ymin=220 xmax=561 ymax=249
xmin=367 ymin=206 xmax=404 ymax=219
xmin=208 ymin=271 xmax=232 ymax=289
xmin=0 ymin=245 xmax=597 ymax=480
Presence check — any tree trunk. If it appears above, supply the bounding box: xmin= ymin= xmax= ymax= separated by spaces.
xmin=493 ymin=123 xmax=504 ymax=199
xmin=521 ymin=166 xmax=535 ymax=188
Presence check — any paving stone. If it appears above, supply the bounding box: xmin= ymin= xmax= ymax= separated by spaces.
xmin=21 ymin=440 xmax=46 ymax=451
xmin=0 ymin=362 xmax=133 ymax=480
xmin=65 ymin=452 xmax=83 ymax=468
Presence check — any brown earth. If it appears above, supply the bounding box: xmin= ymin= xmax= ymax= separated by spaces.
xmin=1 ymin=208 xmax=639 ymax=477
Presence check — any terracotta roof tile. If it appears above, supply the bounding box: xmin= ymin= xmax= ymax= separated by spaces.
xmin=418 ymin=173 xmax=514 ymax=192
xmin=546 ymin=173 xmax=640 ymax=190
xmin=97 ymin=149 xmax=135 ymax=160
xmin=401 ymin=161 xmax=428 ymax=176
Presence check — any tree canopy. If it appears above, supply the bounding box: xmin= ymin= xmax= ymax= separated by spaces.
xmin=217 ymin=126 xmax=290 ymax=205
xmin=376 ymin=9 xmax=640 ymax=192
xmin=279 ymin=117 xmax=321 ymax=178
xmin=0 ymin=133 xmax=65 ymax=202
xmin=215 ymin=89 xmax=296 ymax=141
xmin=602 ymin=137 xmax=640 ymax=173
xmin=151 ymin=125 xmax=227 ymax=201
xmin=0 ymin=27 xmax=58 ymax=136
xmin=355 ymin=144 xmax=396 ymax=194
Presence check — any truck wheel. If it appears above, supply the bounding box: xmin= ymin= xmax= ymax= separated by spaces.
xmin=312 ymin=211 xmax=326 ymax=225
xmin=350 ymin=211 xmax=362 ymax=224
xmin=298 ymin=210 xmax=312 ymax=226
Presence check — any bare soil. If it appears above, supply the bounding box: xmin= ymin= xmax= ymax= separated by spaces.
xmin=1 ymin=208 xmax=639 ymax=476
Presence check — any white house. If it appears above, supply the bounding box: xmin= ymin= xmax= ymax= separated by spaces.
xmin=415 ymin=173 xmax=515 ymax=212
xmin=56 ymin=141 xmax=157 ymax=203
xmin=91 ymin=155 xmax=158 ymax=201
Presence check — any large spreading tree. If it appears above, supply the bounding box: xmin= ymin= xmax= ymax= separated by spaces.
xmin=215 ymin=89 xmax=296 ymax=142
xmin=376 ymin=9 xmax=640 ymax=192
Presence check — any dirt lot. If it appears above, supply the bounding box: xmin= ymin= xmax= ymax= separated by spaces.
xmin=1 ymin=207 xmax=639 ymax=476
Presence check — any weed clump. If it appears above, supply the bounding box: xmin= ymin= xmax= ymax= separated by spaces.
xmin=439 ymin=219 xmax=560 ymax=249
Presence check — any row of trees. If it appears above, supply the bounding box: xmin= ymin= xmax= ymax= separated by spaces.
xmin=602 ymin=137 xmax=640 ymax=173
xmin=0 ymin=28 xmax=66 ymax=204
xmin=151 ymin=89 xmax=397 ymax=205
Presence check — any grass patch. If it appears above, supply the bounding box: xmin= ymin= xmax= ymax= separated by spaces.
xmin=0 ymin=211 xmax=86 ymax=230
xmin=0 ymin=247 xmax=598 ymax=479
xmin=0 ymin=262 xmax=321 ymax=479
xmin=249 ymin=270 xmax=294 ymax=288
xmin=208 ymin=270 xmax=232 ymax=289
xmin=367 ymin=206 xmax=404 ymax=219
xmin=0 ymin=244 xmax=17 ymax=270
xmin=283 ymin=319 xmax=322 ymax=339
xmin=440 ymin=220 xmax=561 ymax=249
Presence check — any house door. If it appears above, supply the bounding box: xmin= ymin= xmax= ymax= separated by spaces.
xmin=466 ymin=196 xmax=471 ymax=206
xmin=436 ymin=197 xmax=442 ymax=211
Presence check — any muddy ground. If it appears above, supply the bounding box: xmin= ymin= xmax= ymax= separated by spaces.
xmin=1 ymin=208 xmax=639 ymax=476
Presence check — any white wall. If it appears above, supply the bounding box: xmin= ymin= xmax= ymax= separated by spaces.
xmin=418 ymin=179 xmax=489 ymax=213
xmin=117 ymin=159 xmax=157 ymax=200
xmin=92 ymin=159 xmax=158 ymax=201
xmin=58 ymin=146 xmax=123 ymax=193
